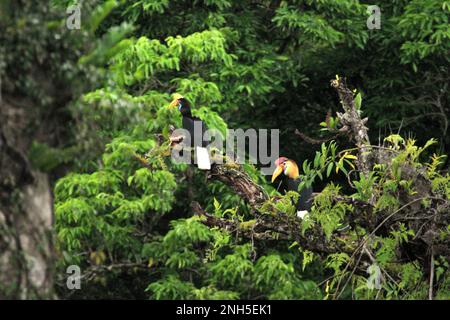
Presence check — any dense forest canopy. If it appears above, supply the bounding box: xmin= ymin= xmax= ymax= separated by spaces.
xmin=0 ymin=0 xmax=449 ymax=300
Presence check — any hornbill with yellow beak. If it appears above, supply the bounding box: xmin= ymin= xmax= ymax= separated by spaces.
xmin=271 ymin=157 xmax=313 ymax=218
xmin=168 ymin=94 xmax=211 ymax=170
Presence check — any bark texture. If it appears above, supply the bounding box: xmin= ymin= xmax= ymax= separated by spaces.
xmin=0 ymin=99 xmax=54 ymax=299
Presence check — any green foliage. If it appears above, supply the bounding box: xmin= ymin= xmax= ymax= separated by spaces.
xmin=396 ymin=0 xmax=450 ymax=64
xmin=209 ymin=244 xmax=254 ymax=287
xmin=29 ymin=142 xmax=77 ymax=172
xmin=146 ymin=275 xmax=195 ymax=300
xmin=353 ymin=172 xmax=378 ymax=202
xmin=30 ymin=0 xmax=448 ymax=300
xmin=310 ymin=184 xmax=352 ymax=240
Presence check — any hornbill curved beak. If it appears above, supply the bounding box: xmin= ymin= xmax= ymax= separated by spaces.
xmin=271 ymin=165 xmax=283 ymax=183
xmin=168 ymin=93 xmax=184 ymax=109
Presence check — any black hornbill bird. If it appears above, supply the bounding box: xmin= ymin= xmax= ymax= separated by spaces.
xmin=271 ymin=157 xmax=313 ymax=218
xmin=168 ymin=94 xmax=211 ymax=169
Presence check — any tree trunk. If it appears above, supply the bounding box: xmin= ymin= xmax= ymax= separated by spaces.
xmin=0 ymin=100 xmax=54 ymax=299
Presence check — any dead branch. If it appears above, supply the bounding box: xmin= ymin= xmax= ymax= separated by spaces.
xmin=191 ymin=201 xmax=288 ymax=241
xmin=294 ymin=128 xmax=340 ymax=145
xmin=207 ymin=164 xmax=269 ymax=207
xmin=330 ymin=77 xmax=371 ymax=175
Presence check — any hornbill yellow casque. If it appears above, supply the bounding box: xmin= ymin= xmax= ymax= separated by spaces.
xmin=168 ymin=94 xmax=211 ymax=170
xmin=271 ymin=157 xmax=313 ymax=219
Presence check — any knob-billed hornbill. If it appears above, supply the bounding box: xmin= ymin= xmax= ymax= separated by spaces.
xmin=168 ymin=94 xmax=211 ymax=170
xmin=271 ymin=157 xmax=313 ymax=218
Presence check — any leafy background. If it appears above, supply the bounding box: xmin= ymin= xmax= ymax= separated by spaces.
xmin=1 ymin=0 xmax=448 ymax=299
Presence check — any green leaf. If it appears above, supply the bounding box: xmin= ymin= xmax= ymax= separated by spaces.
xmin=354 ymin=92 xmax=362 ymax=110
xmin=326 ymin=162 xmax=334 ymax=177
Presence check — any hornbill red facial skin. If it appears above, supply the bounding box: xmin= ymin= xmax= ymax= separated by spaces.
xmin=271 ymin=157 xmax=313 ymax=212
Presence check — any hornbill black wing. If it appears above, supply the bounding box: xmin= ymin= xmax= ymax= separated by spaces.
xmin=182 ymin=116 xmax=207 ymax=148
xmin=287 ymin=178 xmax=313 ymax=211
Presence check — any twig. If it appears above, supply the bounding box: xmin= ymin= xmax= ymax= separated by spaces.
xmin=429 ymin=246 xmax=434 ymax=300
xmin=335 ymin=249 xmax=364 ymax=299
xmin=294 ymin=128 xmax=340 ymax=145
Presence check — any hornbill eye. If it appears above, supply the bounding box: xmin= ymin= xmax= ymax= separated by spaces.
xmin=272 ymin=156 xmax=290 ymax=182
